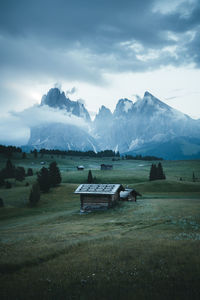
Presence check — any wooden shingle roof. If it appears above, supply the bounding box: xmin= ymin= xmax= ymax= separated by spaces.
xmin=74 ymin=184 xmax=122 ymax=195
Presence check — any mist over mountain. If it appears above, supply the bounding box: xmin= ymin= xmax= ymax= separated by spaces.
xmin=27 ymin=88 xmax=200 ymax=159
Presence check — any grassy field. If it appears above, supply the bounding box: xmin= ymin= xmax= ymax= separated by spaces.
xmin=0 ymin=153 xmax=200 ymax=299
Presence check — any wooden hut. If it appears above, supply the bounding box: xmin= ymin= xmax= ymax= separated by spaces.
xmin=75 ymin=184 xmax=124 ymax=211
xmin=100 ymin=164 xmax=113 ymax=170
xmin=120 ymin=188 xmax=142 ymax=202
xmin=77 ymin=165 xmax=84 ymax=171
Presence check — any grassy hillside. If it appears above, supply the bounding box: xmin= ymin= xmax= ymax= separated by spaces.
xmin=0 ymin=153 xmax=200 ymax=299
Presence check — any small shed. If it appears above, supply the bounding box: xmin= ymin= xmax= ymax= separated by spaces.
xmin=77 ymin=165 xmax=84 ymax=171
xmin=100 ymin=164 xmax=113 ymax=170
xmin=74 ymin=184 xmax=124 ymax=211
xmin=120 ymin=188 xmax=142 ymax=202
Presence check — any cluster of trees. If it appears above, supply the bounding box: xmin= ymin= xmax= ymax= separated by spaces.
xmin=125 ymin=154 xmax=163 ymax=161
xmin=38 ymin=148 xmax=120 ymax=158
xmin=37 ymin=161 xmax=62 ymax=192
xmin=149 ymin=162 xmax=166 ymax=181
xmin=29 ymin=161 xmax=62 ymax=206
xmin=0 ymin=159 xmax=33 ymax=188
xmin=0 ymin=144 xmax=22 ymax=158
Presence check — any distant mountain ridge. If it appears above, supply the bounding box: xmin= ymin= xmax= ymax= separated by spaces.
xmin=26 ymin=88 xmax=200 ymax=159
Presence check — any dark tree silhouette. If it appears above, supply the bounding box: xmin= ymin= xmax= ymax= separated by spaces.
xmin=49 ymin=161 xmax=62 ymax=187
xmin=15 ymin=167 xmax=25 ymax=181
xmin=0 ymin=198 xmax=4 ymax=207
xmin=22 ymin=152 xmax=27 ymax=159
xmin=27 ymin=168 xmax=33 ymax=176
xmin=37 ymin=167 xmax=51 ymax=192
xmin=149 ymin=163 xmax=166 ymax=181
xmin=157 ymin=162 xmax=166 ymax=180
xmin=0 ymin=171 xmax=5 ymax=187
xmin=33 ymin=149 xmax=38 ymax=158
xmin=4 ymin=159 xmax=16 ymax=178
xmin=149 ymin=164 xmax=157 ymax=181
xmin=87 ymin=170 xmax=93 ymax=183
xmin=192 ymin=172 xmax=196 ymax=182
xmin=29 ymin=182 xmax=40 ymax=206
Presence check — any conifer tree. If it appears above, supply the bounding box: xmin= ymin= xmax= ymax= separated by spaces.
xmin=37 ymin=167 xmax=51 ymax=192
xmin=157 ymin=162 xmax=166 ymax=180
xmin=29 ymin=182 xmax=40 ymax=206
xmin=49 ymin=161 xmax=62 ymax=187
xmin=27 ymin=168 xmax=33 ymax=176
xmin=15 ymin=167 xmax=25 ymax=181
xmin=149 ymin=164 xmax=157 ymax=181
xmin=192 ymin=172 xmax=196 ymax=182
xmin=87 ymin=170 xmax=93 ymax=183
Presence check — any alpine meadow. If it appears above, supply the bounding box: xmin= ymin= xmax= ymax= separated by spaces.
xmin=1 ymin=0 xmax=200 ymax=299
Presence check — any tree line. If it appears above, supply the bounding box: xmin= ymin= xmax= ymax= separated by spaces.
xmin=124 ymin=154 xmax=163 ymax=161
xmin=0 ymin=144 xmax=22 ymax=157
xmin=38 ymin=149 xmax=120 ymax=157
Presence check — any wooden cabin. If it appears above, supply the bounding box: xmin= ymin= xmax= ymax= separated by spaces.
xmin=120 ymin=188 xmax=142 ymax=202
xmin=75 ymin=184 xmax=124 ymax=211
xmin=100 ymin=164 xmax=113 ymax=170
xmin=77 ymin=165 xmax=84 ymax=171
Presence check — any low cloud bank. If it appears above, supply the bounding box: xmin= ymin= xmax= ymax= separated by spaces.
xmin=0 ymin=105 xmax=89 ymax=146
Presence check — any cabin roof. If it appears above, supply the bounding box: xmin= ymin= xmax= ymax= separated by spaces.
xmin=75 ymin=184 xmax=122 ymax=195
xmin=120 ymin=188 xmax=133 ymax=198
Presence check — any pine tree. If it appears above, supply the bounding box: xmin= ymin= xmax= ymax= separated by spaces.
xmin=149 ymin=164 xmax=157 ymax=181
xmin=192 ymin=172 xmax=196 ymax=182
xmin=37 ymin=167 xmax=51 ymax=192
xmin=49 ymin=161 xmax=62 ymax=187
xmin=15 ymin=167 xmax=25 ymax=181
xmin=27 ymin=168 xmax=33 ymax=176
xmin=29 ymin=182 xmax=40 ymax=206
xmin=22 ymin=152 xmax=26 ymax=159
xmin=87 ymin=170 xmax=93 ymax=183
xmin=157 ymin=162 xmax=166 ymax=180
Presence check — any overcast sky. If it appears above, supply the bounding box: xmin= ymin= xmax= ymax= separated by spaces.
xmin=0 ymin=0 xmax=200 ymax=145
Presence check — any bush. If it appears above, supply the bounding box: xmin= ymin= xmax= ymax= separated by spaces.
xmin=29 ymin=182 xmax=40 ymax=206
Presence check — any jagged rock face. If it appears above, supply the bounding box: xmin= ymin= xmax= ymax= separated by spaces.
xmin=27 ymin=88 xmax=200 ymax=159
xmin=93 ymin=91 xmax=200 ymax=156
xmin=41 ymin=88 xmax=91 ymax=122
xmin=28 ymin=123 xmax=99 ymax=152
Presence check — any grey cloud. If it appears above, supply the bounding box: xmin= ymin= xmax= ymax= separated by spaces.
xmin=66 ymin=87 xmax=77 ymax=96
xmin=0 ymin=0 xmax=200 ymax=87
xmin=0 ymin=104 xmax=89 ymax=145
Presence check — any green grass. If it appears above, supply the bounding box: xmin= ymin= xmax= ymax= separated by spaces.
xmin=0 ymin=154 xmax=200 ymax=299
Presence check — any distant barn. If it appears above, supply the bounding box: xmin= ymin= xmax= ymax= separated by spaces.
xmin=77 ymin=165 xmax=84 ymax=171
xmin=75 ymin=184 xmax=124 ymax=211
xmin=100 ymin=164 xmax=113 ymax=170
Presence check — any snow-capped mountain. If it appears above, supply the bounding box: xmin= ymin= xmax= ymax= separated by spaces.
xmin=27 ymin=88 xmax=200 ymax=159
xmin=41 ymin=88 xmax=91 ymax=122
xmin=93 ymin=91 xmax=200 ymax=158
xmin=27 ymin=123 xmax=98 ymax=152
xmin=27 ymin=88 xmax=97 ymax=151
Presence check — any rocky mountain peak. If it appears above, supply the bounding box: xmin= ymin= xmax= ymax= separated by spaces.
xmin=41 ymin=87 xmax=91 ymax=122
xmin=114 ymin=98 xmax=133 ymax=117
